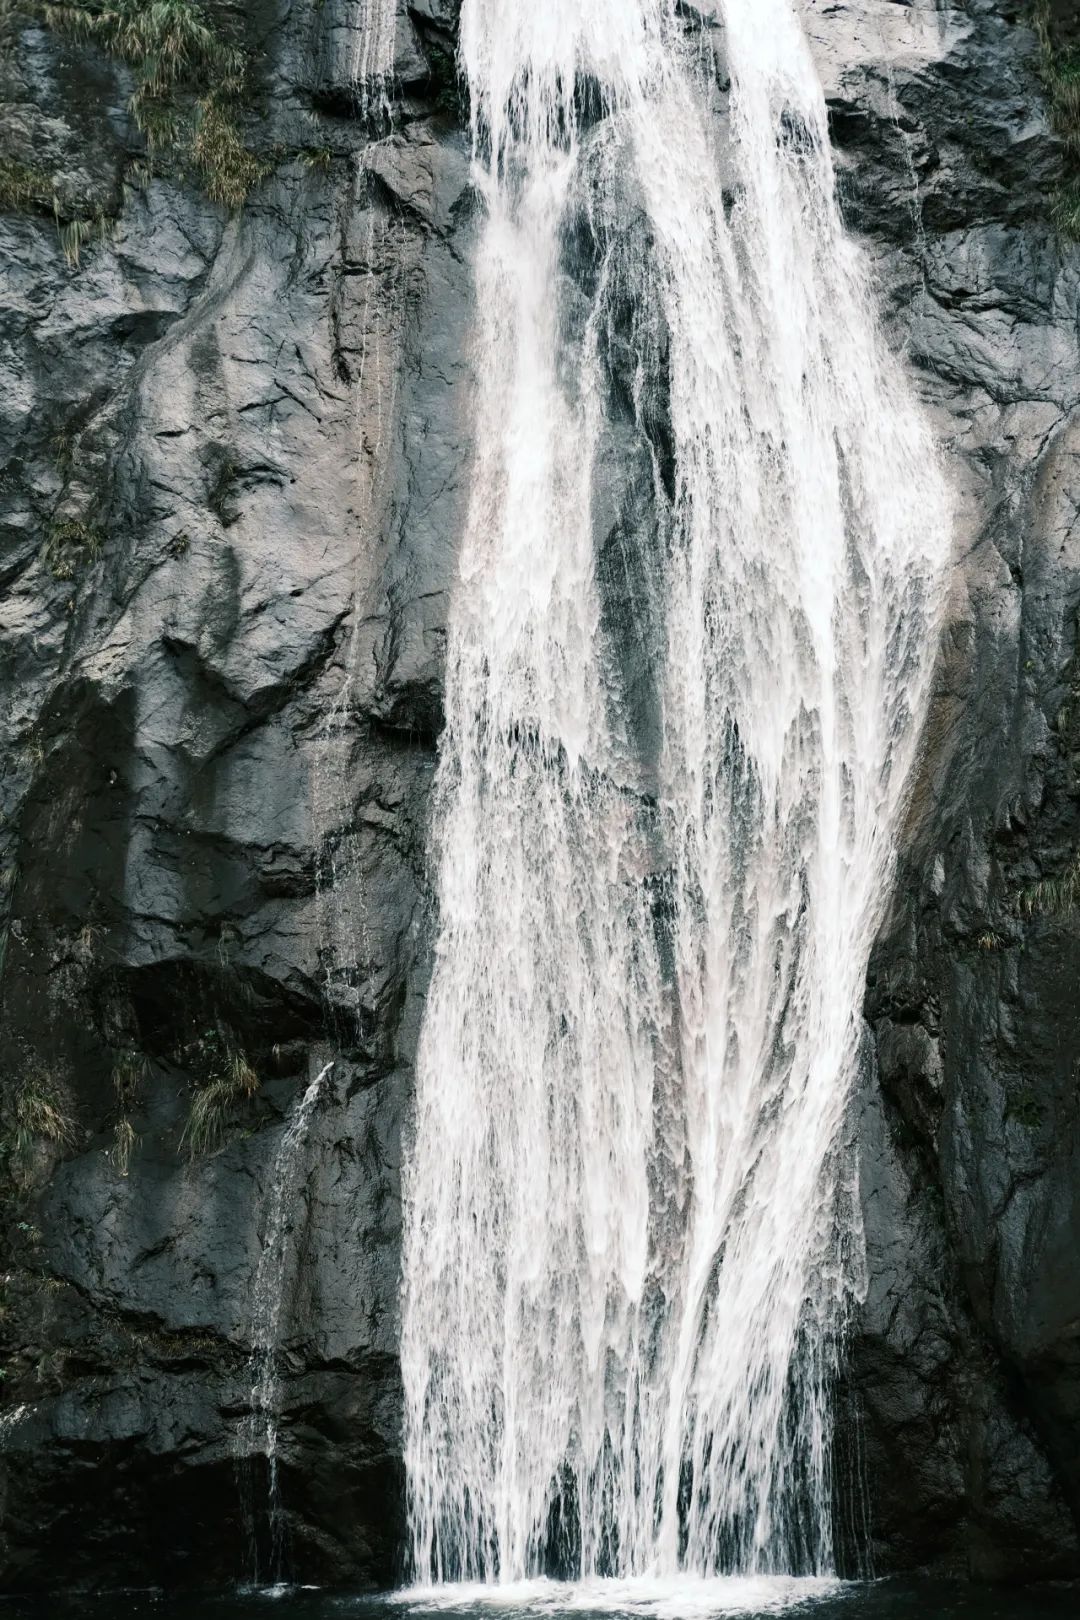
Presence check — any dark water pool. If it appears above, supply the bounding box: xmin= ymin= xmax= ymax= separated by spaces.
xmin=1 ymin=1578 xmax=1078 ymax=1620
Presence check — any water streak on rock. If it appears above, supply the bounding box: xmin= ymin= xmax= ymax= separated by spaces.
xmin=239 ymin=1061 xmax=333 ymax=1583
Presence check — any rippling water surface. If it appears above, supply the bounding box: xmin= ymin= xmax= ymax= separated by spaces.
xmin=2 ymin=1579 xmax=1078 ymax=1620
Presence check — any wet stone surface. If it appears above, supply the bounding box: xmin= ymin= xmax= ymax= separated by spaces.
xmin=0 ymin=0 xmax=1078 ymax=1593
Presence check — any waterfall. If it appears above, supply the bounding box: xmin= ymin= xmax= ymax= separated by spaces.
xmin=352 ymin=0 xmax=397 ymax=116
xmin=238 ymin=1062 xmax=332 ymax=1584
xmin=401 ymin=0 xmax=948 ymax=1587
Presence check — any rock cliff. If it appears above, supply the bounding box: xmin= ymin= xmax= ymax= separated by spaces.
xmin=808 ymin=0 xmax=1080 ymax=1582
xmin=0 ymin=0 xmax=1076 ymax=1593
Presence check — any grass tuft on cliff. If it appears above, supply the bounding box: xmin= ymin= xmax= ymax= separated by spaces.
xmin=1 ymin=1073 xmax=75 ymax=1188
xmin=1018 ymin=849 xmax=1080 ymax=915
xmin=111 ymin=1117 xmax=137 ymax=1176
xmin=0 ymin=141 xmax=114 ymax=263
xmin=190 ymin=95 xmax=264 ymax=207
xmin=43 ymin=515 xmax=104 ymax=578
xmin=42 ymin=0 xmax=266 ymax=208
xmin=0 ymin=156 xmax=56 ymax=212
xmin=45 ymin=0 xmax=244 ymax=90
xmin=180 ymin=1038 xmax=259 ymax=1158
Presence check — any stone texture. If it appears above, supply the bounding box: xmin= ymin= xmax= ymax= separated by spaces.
xmin=0 ymin=0 xmax=470 ymax=1591
xmin=0 ymin=0 xmax=1078 ymax=1594
xmin=801 ymin=0 xmax=1080 ymax=1581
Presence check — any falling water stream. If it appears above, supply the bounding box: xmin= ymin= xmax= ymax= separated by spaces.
xmin=401 ymin=0 xmax=948 ymax=1596
xmin=239 ymin=1062 xmax=333 ymax=1583
xmin=352 ymin=0 xmax=397 ymax=116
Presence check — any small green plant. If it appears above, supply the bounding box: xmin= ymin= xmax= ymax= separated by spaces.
xmin=1055 ymin=183 xmax=1080 ymax=236
xmin=181 ymin=1073 xmax=235 ymax=1156
xmin=179 ymin=1035 xmax=259 ymax=1158
xmin=976 ymin=929 xmax=1005 ymax=951
xmin=2 ymin=1072 xmax=75 ymax=1185
xmin=111 ymin=1117 xmax=137 ymax=1176
xmin=207 ymin=455 xmax=240 ymax=525
xmin=299 ymin=146 xmax=332 ymax=171
xmin=0 ymin=148 xmax=115 ymax=264
xmin=126 ymin=158 xmax=154 ymax=191
xmin=1036 ymin=2 xmax=1080 ymax=132
xmin=44 ymin=516 xmax=105 ymax=578
xmin=1018 ymin=850 xmax=1080 ymax=916
xmin=50 ymin=425 xmax=74 ymax=472
xmin=14 ymin=1077 xmax=73 ymax=1149
xmin=55 ymin=208 xmax=111 ymax=267
xmin=111 ymin=1047 xmax=147 ymax=1106
xmin=110 ymin=1045 xmax=142 ymax=1178
xmin=190 ymin=95 xmax=266 ymax=207
xmin=49 ymin=518 xmax=102 ymax=549
xmin=0 ymin=156 xmax=55 ymax=212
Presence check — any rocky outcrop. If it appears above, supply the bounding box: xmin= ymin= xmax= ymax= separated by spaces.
xmin=0 ymin=0 xmax=1078 ymax=1594
xmin=0 ymin=0 xmax=470 ymax=1590
xmin=807 ymin=0 xmax=1080 ymax=1582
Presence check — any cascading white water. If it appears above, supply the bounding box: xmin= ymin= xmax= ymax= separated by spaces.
xmin=352 ymin=0 xmax=396 ymax=115
xmin=401 ymin=0 xmax=948 ymax=1588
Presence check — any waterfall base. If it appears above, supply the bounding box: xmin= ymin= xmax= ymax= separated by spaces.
xmin=7 ymin=1576 xmax=1076 ymax=1619
xmin=392 ymin=1578 xmax=843 ymax=1617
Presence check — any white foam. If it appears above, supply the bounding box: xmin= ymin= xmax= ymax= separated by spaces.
xmin=393 ymin=1576 xmax=845 ymax=1617
xmin=400 ymin=0 xmax=950 ymax=1584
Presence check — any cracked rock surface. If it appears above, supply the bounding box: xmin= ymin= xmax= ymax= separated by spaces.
xmin=0 ymin=0 xmax=469 ymax=1590
xmin=0 ymin=0 xmax=1077 ymax=1592
xmin=806 ymin=0 xmax=1080 ymax=1581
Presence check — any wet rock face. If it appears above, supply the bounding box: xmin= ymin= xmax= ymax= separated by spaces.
xmin=0 ymin=0 xmax=470 ymax=1591
xmin=0 ymin=0 xmax=1078 ymax=1594
xmin=802 ymin=0 xmax=1080 ymax=1581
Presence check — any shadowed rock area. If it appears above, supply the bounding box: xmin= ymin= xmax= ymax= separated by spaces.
xmin=808 ymin=0 xmax=1080 ymax=1583
xmin=0 ymin=0 xmax=470 ymax=1590
xmin=0 ymin=0 xmax=1077 ymax=1594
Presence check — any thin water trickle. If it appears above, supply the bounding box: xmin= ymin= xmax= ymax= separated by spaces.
xmin=402 ymin=0 xmax=948 ymax=1588
xmin=352 ymin=0 xmax=397 ymax=120
xmin=238 ymin=1062 xmax=333 ymax=1583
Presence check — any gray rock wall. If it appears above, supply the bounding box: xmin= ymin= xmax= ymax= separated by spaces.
xmin=0 ymin=0 xmax=1077 ymax=1592
xmin=804 ymin=0 xmax=1080 ymax=1581
xmin=0 ymin=0 xmax=469 ymax=1589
